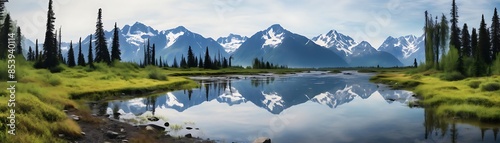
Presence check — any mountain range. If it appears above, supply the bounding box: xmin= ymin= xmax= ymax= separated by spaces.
xmin=22 ymin=22 xmax=424 ymax=67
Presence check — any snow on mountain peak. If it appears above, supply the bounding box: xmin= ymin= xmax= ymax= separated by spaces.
xmin=165 ymin=31 xmax=185 ymax=48
xmin=124 ymin=22 xmax=158 ymax=47
xmin=217 ymin=34 xmax=248 ymax=53
xmin=262 ymin=92 xmax=284 ymax=111
xmin=262 ymin=25 xmax=285 ymax=48
xmin=312 ymin=30 xmax=358 ymax=56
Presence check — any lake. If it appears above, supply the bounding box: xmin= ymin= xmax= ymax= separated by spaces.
xmin=101 ymin=71 xmax=500 ymax=143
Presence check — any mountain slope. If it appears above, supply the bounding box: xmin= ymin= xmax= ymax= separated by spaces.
xmin=232 ymin=24 xmax=348 ymax=68
xmin=312 ymin=30 xmax=403 ymax=67
xmin=216 ymin=34 xmax=248 ymax=53
xmin=377 ymin=34 xmax=425 ymax=66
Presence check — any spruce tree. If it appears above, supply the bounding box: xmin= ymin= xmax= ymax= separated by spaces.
xmin=449 ymin=0 xmax=461 ymax=50
xmin=111 ymin=22 xmax=121 ymax=62
xmin=198 ymin=54 xmax=204 ymax=68
xmin=204 ymin=47 xmax=212 ymax=69
xmin=67 ymin=41 xmax=76 ymax=67
xmin=172 ymin=57 xmax=179 ymax=68
xmin=492 ymin=8 xmax=500 ymax=61
xmin=479 ymin=15 xmax=492 ymax=65
xmin=152 ymin=43 xmax=156 ymax=66
xmin=471 ymin=28 xmax=478 ymax=57
xmin=77 ymin=37 xmax=86 ymax=66
xmin=461 ymin=23 xmax=472 ymax=57
xmin=16 ymin=27 xmax=23 ymax=57
xmin=27 ymin=46 xmax=33 ymax=61
xmin=40 ymin=0 xmax=59 ymax=69
xmin=88 ymin=34 xmax=94 ymax=68
xmin=187 ymin=46 xmax=195 ymax=68
xmin=180 ymin=55 xmax=187 ymax=68
xmin=94 ymin=8 xmax=111 ymax=64
xmin=35 ymin=39 xmax=39 ymax=60
xmin=0 ymin=14 xmax=11 ymax=60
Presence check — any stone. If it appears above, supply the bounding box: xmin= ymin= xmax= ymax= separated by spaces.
xmin=71 ymin=115 xmax=80 ymax=121
xmin=80 ymin=132 xmax=86 ymax=136
xmin=106 ymin=130 xmax=119 ymax=139
xmin=186 ymin=127 xmax=193 ymax=130
xmin=164 ymin=122 xmax=170 ymax=127
xmin=117 ymin=135 xmax=126 ymax=139
xmin=59 ymin=134 xmax=65 ymax=138
xmin=121 ymin=140 xmax=129 ymax=143
xmin=120 ymin=128 xmax=126 ymax=133
xmin=63 ymin=110 xmax=68 ymax=113
xmin=147 ymin=124 xmax=165 ymax=131
xmin=184 ymin=133 xmax=192 ymax=138
xmin=147 ymin=116 xmax=159 ymax=121
xmin=253 ymin=137 xmax=271 ymax=143
xmin=145 ymin=126 xmax=154 ymax=131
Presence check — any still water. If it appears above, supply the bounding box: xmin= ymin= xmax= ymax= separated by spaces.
xmin=103 ymin=71 xmax=499 ymax=143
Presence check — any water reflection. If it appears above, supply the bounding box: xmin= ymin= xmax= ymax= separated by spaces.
xmin=103 ymin=72 xmax=500 ymax=143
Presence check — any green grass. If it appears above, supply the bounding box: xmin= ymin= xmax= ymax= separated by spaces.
xmin=371 ymin=70 xmax=500 ymax=122
xmin=0 ymin=60 xmax=308 ymax=143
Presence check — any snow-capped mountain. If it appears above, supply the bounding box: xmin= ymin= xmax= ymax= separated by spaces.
xmin=378 ymin=34 xmax=425 ymax=66
xmin=312 ymin=30 xmax=403 ymax=67
xmin=216 ymin=34 xmax=248 ymax=53
xmin=312 ymin=30 xmax=357 ymax=57
xmin=232 ymin=24 xmax=348 ymax=68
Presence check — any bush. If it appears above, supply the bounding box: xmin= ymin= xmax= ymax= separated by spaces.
xmin=148 ymin=69 xmax=167 ymax=80
xmin=439 ymin=71 xmax=465 ymax=81
xmin=468 ymin=81 xmax=481 ymax=89
xmin=493 ymin=53 xmax=500 ymax=75
xmin=49 ymin=65 xmax=65 ymax=73
xmin=481 ymin=82 xmax=500 ymax=91
xmin=43 ymin=74 xmax=62 ymax=86
xmin=441 ymin=47 xmax=459 ymax=73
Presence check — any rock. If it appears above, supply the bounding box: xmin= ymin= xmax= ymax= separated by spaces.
xmin=117 ymin=135 xmax=126 ymax=139
xmin=121 ymin=140 xmax=129 ymax=143
xmin=71 ymin=115 xmax=80 ymax=121
xmin=186 ymin=127 xmax=193 ymax=130
xmin=106 ymin=130 xmax=119 ymax=139
xmin=147 ymin=124 xmax=165 ymax=131
xmin=80 ymin=132 xmax=86 ymax=136
xmin=184 ymin=133 xmax=192 ymax=138
xmin=120 ymin=128 xmax=126 ymax=133
xmin=145 ymin=126 xmax=154 ymax=131
xmin=253 ymin=137 xmax=271 ymax=143
xmin=164 ymin=122 xmax=170 ymax=127
xmin=58 ymin=134 xmax=65 ymax=138
xmin=63 ymin=110 xmax=68 ymax=113
xmin=147 ymin=117 xmax=159 ymax=121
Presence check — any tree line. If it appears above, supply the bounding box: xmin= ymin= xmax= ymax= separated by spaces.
xmin=424 ymin=0 xmax=500 ymax=76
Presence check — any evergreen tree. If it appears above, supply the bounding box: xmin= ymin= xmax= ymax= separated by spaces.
xmin=180 ymin=55 xmax=187 ymax=68
xmin=35 ymin=39 xmax=39 ymax=60
xmin=27 ymin=46 xmax=34 ymax=61
xmin=16 ymin=27 xmax=23 ymax=57
xmin=439 ymin=14 xmax=449 ymax=65
xmin=67 ymin=41 xmax=76 ymax=67
xmin=492 ymin=8 xmax=500 ymax=61
xmin=471 ymin=28 xmax=478 ymax=57
xmin=172 ymin=57 xmax=179 ymax=68
xmin=159 ymin=56 xmax=163 ymax=67
xmin=222 ymin=57 xmax=228 ymax=68
xmin=94 ymin=8 xmax=111 ymax=64
xmin=152 ymin=43 xmax=156 ymax=66
xmin=479 ymin=15 xmax=492 ymax=65
xmin=0 ymin=14 xmax=11 ymax=60
xmin=229 ymin=55 xmax=233 ymax=67
xmin=204 ymin=47 xmax=212 ymax=69
xmin=88 ymin=34 xmax=94 ymax=68
xmin=40 ymin=0 xmax=59 ymax=69
xmin=187 ymin=46 xmax=195 ymax=67
xmin=414 ymin=58 xmax=418 ymax=68
xmin=77 ymin=37 xmax=85 ymax=66
xmin=0 ymin=1 xmax=4 ymax=21
xmin=56 ymin=28 xmax=63 ymax=63
xmin=461 ymin=23 xmax=472 ymax=57
xmin=449 ymin=0 xmax=461 ymax=50
xmin=111 ymin=22 xmax=121 ymax=61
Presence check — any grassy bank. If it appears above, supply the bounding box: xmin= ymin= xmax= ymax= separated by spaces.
xmin=0 ymin=59 xmax=309 ymax=143
xmin=370 ymin=70 xmax=500 ymax=122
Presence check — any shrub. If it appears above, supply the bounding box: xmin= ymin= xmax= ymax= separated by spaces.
xmin=439 ymin=71 xmax=465 ymax=81
xmin=481 ymin=82 xmax=500 ymax=91
xmin=468 ymin=81 xmax=481 ymax=89
xmin=148 ymin=69 xmax=167 ymax=80
xmin=49 ymin=65 xmax=65 ymax=73
xmin=493 ymin=53 xmax=500 ymax=75
xmin=44 ymin=74 xmax=62 ymax=86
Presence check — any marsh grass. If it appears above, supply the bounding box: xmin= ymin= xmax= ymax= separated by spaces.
xmin=372 ymin=70 xmax=500 ymax=122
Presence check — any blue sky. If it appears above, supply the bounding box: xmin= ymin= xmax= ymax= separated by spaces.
xmin=5 ymin=0 xmax=500 ymax=47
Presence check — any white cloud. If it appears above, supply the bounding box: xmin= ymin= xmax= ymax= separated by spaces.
xmin=5 ymin=0 xmax=500 ymax=47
